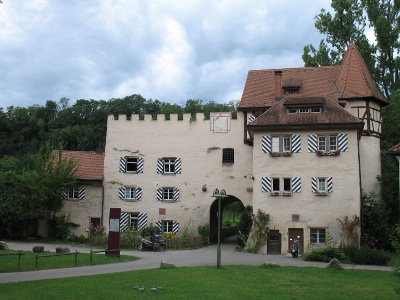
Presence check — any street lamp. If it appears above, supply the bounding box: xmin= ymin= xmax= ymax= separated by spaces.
xmin=212 ymin=188 xmax=227 ymax=268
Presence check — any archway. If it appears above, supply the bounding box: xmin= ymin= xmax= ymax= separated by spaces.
xmin=209 ymin=195 xmax=244 ymax=243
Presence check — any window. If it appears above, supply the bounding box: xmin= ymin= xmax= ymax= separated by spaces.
xmin=158 ymin=157 xmax=181 ymax=174
xmin=318 ymin=178 xmax=326 ymax=192
xmin=222 ymin=148 xmax=234 ymax=163
xmin=157 ymin=187 xmax=179 ymax=202
xmin=311 ymin=108 xmax=321 ymax=113
xmin=125 ymin=187 xmax=137 ymax=200
xmin=272 ymin=178 xmax=280 ymax=191
xmin=283 ymin=178 xmax=291 ymax=192
xmin=318 ymin=135 xmax=337 ymax=151
xmin=298 ymin=108 xmax=309 ymax=113
xmin=65 ymin=187 xmax=85 ymax=200
xmin=162 ymin=220 xmax=174 ymax=233
xmin=163 ymin=188 xmax=174 ymax=201
xmin=271 ymin=136 xmax=292 ymax=153
xmin=311 ymin=229 xmax=326 ymax=244
xmin=129 ymin=213 xmax=139 ymax=229
xmin=118 ymin=186 xmax=142 ymax=201
xmin=164 ymin=158 xmax=175 ymax=173
xmin=126 ymin=157 xmax=138 ymax=172
xmin=287 ymin=108 xmax=322 ymax=114
xmin=68 ymin=187 xmax=80 ymax=199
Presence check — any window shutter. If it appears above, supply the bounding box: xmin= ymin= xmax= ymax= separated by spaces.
xmin=138 ymin=213 xmax=147 ymax=230
xmin=172 ymin=221 xmax=179 ymax=234
xmin=291 ymin=135 xmax=301 ymax=153
xmin=156 ymin=188 xmax=163 ymax=201
xmin=78 ymin=187 xmax=85 ymax=200
xmin=327 ymin=177 xmax=333 ymax=193
xmin=155 ymin=220 xmax=162 ymax=231
xmin=291 ymin=177 xmax=301 ymax=192
xmin=173 ymin=188 xmax=180 ymax=202
xmin=157 ymin=159 xmax=164 ymax=174
xmin=262 ymin=177 xmax=272 ymax=192
xmin=119 ymin=187 xmax=125 ymax=200
xmin=338 ymin=134 xmax=348 ymax=152
xmin=135 ymin=187 xmax=142 ymax=200
xmin=311 ymin=177 xmax=317 ymax=193
xmin=248 ymin=115 xmax=256 ymax=124
xmin=262 ymin=136 xmax=271 ymax=153
xmin=119 ymin=157 xmax=126 ymax=173
xmin=120 ymin=212 xmax=129 ymax=232
xmin=137 ymin=158 xmax=144 ymax=173
xmin=174 ymin=158 xmax=182 ymax=174
xmin=308 ymin=135 xmax=317 ymax=152
xmin=61 ymin=190 xmax=67 ymax=199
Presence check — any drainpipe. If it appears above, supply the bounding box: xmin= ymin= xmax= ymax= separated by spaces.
xmin=101 ymin=180 xmax=105 ymax=226
xmin=357 ymin=131 xmax=363 ymax=245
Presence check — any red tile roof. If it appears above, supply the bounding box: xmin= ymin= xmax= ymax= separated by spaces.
xmin=388 ymin=143 xmax=400 ymax=153
xmin=239 ymin=44 xmax=387 ymax=109
xmin=60 ymin=151 xmax=104 ymax=181
xmin=248 ymin=96 xmax=364 ymax=131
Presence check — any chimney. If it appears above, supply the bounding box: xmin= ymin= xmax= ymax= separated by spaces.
xmin=274 ymin=70 xmax=283 ymax=101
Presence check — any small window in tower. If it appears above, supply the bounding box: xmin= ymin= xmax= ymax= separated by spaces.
xmin=222 ymin=148 xmax=234 ymax=164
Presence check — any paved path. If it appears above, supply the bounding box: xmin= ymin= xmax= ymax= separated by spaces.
xmin=0 ymin=240 xmax=392 ymax=283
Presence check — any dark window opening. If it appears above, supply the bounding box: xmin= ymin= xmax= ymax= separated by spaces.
xmin=126 ymin=157 xmax=138 ymax=172
xmin=222 ymin=148 xmax=234 ymax=163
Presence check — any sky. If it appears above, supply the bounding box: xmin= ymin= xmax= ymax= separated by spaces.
xmin=0 ymin=0 xmax=332 ymax=109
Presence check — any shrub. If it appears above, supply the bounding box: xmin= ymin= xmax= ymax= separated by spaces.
xmin=237 ymin=205 xmax=253 ymax=248
xmin=198 ymin=224 xmax=210 ymax=245
xmin=140 ymin=224 xmax=162 ymax=238
xmin=65 ymin=234 xmax=88 ymax=243
xmin=120 ymin=228 xmax=141 ymax=249
xmin=302 ymin=248 xmax=345 ymax=262
xmin=343 ymin=245 xmax=391 ymax=265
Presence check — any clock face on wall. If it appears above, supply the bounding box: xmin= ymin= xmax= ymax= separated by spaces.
xmin=210 ymin=113 xmax=231 ymax=133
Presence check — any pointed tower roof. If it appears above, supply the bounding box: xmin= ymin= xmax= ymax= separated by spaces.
xmin=335 ymin=44 xmax=388 ymax=105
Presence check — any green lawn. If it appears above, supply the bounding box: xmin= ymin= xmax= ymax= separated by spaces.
xmin=1 ymin=265 xmax=398 ymax=299
xmin=0 ymin=250 xmax=139 ymax=272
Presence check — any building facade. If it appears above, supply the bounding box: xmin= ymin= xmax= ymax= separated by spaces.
xmin=63 ymin=44 xmax=387 ymax=254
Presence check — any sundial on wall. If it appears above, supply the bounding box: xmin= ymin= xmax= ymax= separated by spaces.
xmin=210 ymin=112 xmax=231 ymax=133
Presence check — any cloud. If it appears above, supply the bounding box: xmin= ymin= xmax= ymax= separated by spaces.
xmin=0 ymin=0 xmax=330 ymax=108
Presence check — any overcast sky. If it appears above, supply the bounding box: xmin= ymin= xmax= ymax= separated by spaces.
xmin=0 ymin=0 xmax=332 ymax=109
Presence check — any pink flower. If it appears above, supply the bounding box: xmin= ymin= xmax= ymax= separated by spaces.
xmin=266 ymin=225 xmax=269 ymax=228
xmin=256 ymin=227 xmax=259 ymax=231
xmin=371 ymin=243 xmax=375 ymax=247
xmin=251 ymin=216 xmax=254 ymax=221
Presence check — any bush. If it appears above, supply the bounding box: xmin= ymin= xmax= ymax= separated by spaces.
xmin=302 ymin=248 xmax=345 ymax=262
xmin=140 ymin=224 xmax=162 ymax=238
xmin=343 ymin=245 xmax=391 ymax=265
xmin=65 ymin=234 xmax=88 ymax=243
xmin=198 ymin=224 xmax=210 ymax=245
xmin=120 ymin=228 xmax=141 ymax=249
xmin=237 ymin=205 xmax=253 ymax=248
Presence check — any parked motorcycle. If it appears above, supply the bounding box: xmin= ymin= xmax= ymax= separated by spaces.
xmin=291 ymin=240 xmax=300 ymax=258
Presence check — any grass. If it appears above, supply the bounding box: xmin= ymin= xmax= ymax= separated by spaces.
xmin=0 ymin=265 xmax=399 ymax=299
xmin=0 ymin=250 xmax=139 ymax=272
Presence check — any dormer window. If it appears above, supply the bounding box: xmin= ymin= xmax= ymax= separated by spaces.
xmin=287 ymin=107 xmax=322 ymax=114
xmin=283 ymin=78 xmax=302 ymax=94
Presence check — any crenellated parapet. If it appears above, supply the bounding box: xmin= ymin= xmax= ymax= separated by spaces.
xmin=109 ymin=112 xmax=238 ymax=122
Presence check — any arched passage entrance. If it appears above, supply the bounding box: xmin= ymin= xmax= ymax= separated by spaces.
xmin=209 ymin=195 xmax=244 ymax=243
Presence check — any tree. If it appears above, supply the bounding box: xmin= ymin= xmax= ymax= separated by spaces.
xmin=0 ymin=145 xmax=77 ymax=238
xmin=303 ymin=0 xmax=400 ymax=100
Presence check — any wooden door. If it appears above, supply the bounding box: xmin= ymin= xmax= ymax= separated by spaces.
xmin=267 ymin=230 xmax=281 ymax=254
xmin=288 ymin=228 xmax=303 ymax=253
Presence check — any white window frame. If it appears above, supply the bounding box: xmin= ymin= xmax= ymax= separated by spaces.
xmin=272 ymin=178 xmax=280 ymax=192
xmin=162 ymin=220 xmax=174 ymax=233
xmin=271 ymin=136 xmax=292 ymax=153
xmin=329 ymin=136 xmax=337 ymax=151
xmin=129 ymin=213 xmax=139 ymax=229
xmin=311 ymin=229 xmax=326 ymax=244
xmin=163 ymin=188 xmax=174 ymax=201
xmin=163 ymin=158 xmax=176 ymax=174
xmin=125 ymin=187 xmax=137 ymax=200
xmin=283 ymin=178 xmax=292 ymax=192
xmin=318 ymin=178 xmax=326 ymax=192
xmin=68 ymin=187 xmax=80 ymax=199
xmin=318 ymin=136 xmax=326 ymax=151
xmin=298 ymin=108 xmax=310 ymax=113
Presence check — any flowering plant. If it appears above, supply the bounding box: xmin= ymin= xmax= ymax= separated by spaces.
xmin=247 ymin=209 xmax=270 ymax=253
xmin=316 ymin=150 xmax=340 ymax=157
xmin=88 ymin=224 xmax=106 ymax=237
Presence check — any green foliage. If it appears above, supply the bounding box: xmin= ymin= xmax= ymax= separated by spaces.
xmin=139 ymin=224 xmax=162 ymax=238
xmin=197 ymin=223 xmax=210 ymax=245
xmin=361 ymin=192 xmax=391 ymax=249
xmin=304 ymin=0 xmax=399 ymax=100
xmin=0 ymin=144 xmax=77 ymax=238
xmin=65 ymin=234 xmax=88 ymax=244
xmin=337 ymin=215 xmax=360 ymax=246
xmin=302 ymin=248 xmax=345 ymax=262
xmin=48 ymin=215 xmax=78 ymax=240
xmin=120 ymin=228 xmax=141 ymax=249
xmin=247 ymin=209 xmax=270 ymax=253
xmin=237 ymin=205 xmax=253 ymax=248
xmin=343 ymin=244 xmax=391 ymax=265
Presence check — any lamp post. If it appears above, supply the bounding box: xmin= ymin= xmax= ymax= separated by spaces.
xmin=212 ymin=188 xmax=227 ymax=268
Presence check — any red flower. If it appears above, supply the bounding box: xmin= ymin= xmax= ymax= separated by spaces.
xmin=371 ymin=243 xmax=375 ymax=247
